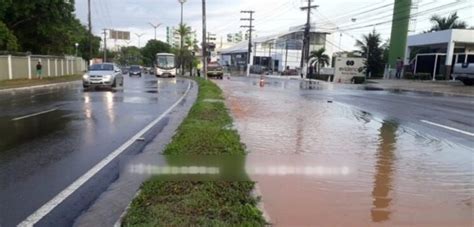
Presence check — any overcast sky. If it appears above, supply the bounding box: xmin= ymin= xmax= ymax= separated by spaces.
xmin=74 ymin=0 xmax=473 ymax=50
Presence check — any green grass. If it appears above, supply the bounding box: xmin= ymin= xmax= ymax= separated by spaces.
xmin=0 ymin=75 xmax=81 ymax=90
xmin=122 ymin=78 xmax=266 ymax=227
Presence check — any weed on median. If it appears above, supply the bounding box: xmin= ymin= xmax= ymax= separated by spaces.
xmin=122 ymin=78 xmax=266 ymax=226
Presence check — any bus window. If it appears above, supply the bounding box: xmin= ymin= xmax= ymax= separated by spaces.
xmin=457 ymin=54 xmax=466 ymax=63
xmin=467 ymin=54 xmax=474 ymax=64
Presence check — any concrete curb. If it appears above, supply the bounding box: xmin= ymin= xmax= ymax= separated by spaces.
xmin=0 ymin=80 xmax=81 ymax=93
xmin=365 ymin=85 xmax=474 ymax=97
xmin=251 ymin=184 xmax=272 ymax=226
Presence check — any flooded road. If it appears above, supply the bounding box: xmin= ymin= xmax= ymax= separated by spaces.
xmin=0 ymin=76 xmax=190 ymax=226
xmin=216 ymin=77 xmax=473 ymax=226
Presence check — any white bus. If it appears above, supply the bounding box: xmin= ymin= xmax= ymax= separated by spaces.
xmin=155 ymin=53 xmax=177 ymax=77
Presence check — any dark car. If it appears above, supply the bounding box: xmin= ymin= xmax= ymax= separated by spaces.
xmin=129 ymin=65 xmax=142 ymax=77
xmin=207 ymin=62 xmax=224 ymax=79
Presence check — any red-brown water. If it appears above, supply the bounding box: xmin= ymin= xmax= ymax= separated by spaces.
xmin=217 ymin=78 xmax=473 ymax=226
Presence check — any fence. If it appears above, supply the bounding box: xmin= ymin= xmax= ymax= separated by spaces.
xmin=0 ymin=55 xmax=87 ymax=81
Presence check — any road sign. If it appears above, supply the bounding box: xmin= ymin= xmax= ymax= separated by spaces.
xmin=334 ymin=57 xmax=365 ymax=83
xmin=109 ymin=30 xmax=130 ymax=40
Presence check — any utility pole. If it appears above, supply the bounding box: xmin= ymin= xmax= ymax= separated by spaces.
xmin=202 ymin=0 xmax=207 ymax=79
xmin=179 ymin=0 xmax=187 ymax=76
xmin=103 ymin=29 xmax=107 ymax=62
xmin=285 ymin=40 xmax=289 ymax=71
xmin=149 ymin=22 xmax=162 ymax=40
xmin=241 ymin=10 xmax=255 ymax=77
xmin=88 ymin=0 xmax=92 ymax=64
xmin=300 ymin=0 xmax=318 ymax=78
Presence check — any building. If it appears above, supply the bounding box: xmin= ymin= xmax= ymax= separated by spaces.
xmin=405 ymin=29 xmax=474 ymax=79
xmin=219 ymin=24 xmax=335 ymax=72
xmin=166 ymin=26 xmax=198 ymax=49
xmin=226 ymin=31 xmax=250 ymax=44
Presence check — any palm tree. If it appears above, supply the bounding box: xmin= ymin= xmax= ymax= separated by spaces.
xmin=309 ymin=48 xmax=330 ymax=76
xmin=177 ymin=24 xmax=191 ymax=74
xmin=429 ymin=12 xmax=467 ymax=32
xmin=355 ymin=30 xmax=385 ymax=77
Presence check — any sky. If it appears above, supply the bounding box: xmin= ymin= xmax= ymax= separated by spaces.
xmin=74 ymin=0 xmax=473 ymax=51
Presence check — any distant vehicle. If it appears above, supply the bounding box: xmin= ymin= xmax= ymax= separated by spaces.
xmin=155 ymin=53 xmax=176 ymax=77
xmin=83 ymin=63 xmax=124 ymax=89
xmin=250 ymin=65 xmax=269 ymax=75
xmin=207 ymin=62 xmax=224 ymax=79
xmin=281 ymin=68 xmax=298 ymax=76
xmin=453 ymin=56 xmax=474 ymax=86
xmin=129 ymin=65 xmax=142 ymax=77
xmin=121 ymin=67 xmax=129 ymax=74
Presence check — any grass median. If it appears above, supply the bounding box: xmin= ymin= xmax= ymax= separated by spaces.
xmin=0 ymin=75 xmax=81 ymax=90
xmin=122 ymin=78 xmax=266 ymax=226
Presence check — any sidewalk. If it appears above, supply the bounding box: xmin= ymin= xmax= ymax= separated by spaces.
xmin=0 ymin=75 xmax=82 ymax=92
xmin=242 ymin=73 xmax=474 ymax=97
xmin=365 ymin=79 xmax=474 ymax=97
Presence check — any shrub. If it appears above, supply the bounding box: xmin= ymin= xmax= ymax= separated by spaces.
xmin=404 ymin=72 xmax=414 ymax=80
xmin=352 ymin=76 xmax=366 ymax=84
xmin=414 ymin=73 xmax=432 ymax=80
xmin=435 ymin=74 xmax=446 ymax=80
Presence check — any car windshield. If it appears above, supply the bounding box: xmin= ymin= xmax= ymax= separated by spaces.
xmin=130 ymin=66 xmax=140 ymax=70
xmin=89 ymin=64 xmax=113 ymax=71
xmin=156 ymin=55 xmax=175 ymax=69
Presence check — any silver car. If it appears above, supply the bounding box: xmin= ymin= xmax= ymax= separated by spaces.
xmin=83 ymin=63 xmax=124 ymax=89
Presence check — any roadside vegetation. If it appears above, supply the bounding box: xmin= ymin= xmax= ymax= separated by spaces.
xmin=0 ymin=75 xmax=81 ymax=90
xmin=122 ymin=78 xmax=266 ymax=226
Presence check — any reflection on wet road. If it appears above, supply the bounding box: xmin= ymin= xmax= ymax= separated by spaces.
xmin=216 ymin=77 xmax=473 ymax=226
xmin=0 ymin=75 xmax=189 ymax=226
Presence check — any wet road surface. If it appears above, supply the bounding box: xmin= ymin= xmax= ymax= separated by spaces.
xmin=0 ymin=75 xmax=190 ymax=226
xmin=216 ymin=77 xmax=473 ymax=226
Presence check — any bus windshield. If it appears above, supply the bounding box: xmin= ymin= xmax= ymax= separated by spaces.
xmin=156 ymin=55 xmax=175 ymax=69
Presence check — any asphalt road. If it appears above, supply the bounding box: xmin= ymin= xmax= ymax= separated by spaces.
xmin=0 ymin=74 xmax=191 ymax=226
xmin=247 ymin=77 xmax=474 ymax=149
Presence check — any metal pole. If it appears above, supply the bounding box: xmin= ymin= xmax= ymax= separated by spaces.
xmin=103 ymin=29 xmax=107 ymax=62
xmin=180 ymin=1 xmax=185 ymax=76
xmin=88 ymin=0 xmax=92 ymax=64
xmin=285 ymin=40 xmax=288 ymax=71
xmin=202 ymin=0 xmax=207 ymax=79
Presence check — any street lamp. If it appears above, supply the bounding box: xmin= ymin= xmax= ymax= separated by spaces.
xmin=75 ymin=43 xmax=79 ymax=57
xmin=135 ymin=33 xmax=145 ymax=48
xmin=149 ymin=22 xmax=162 ymax=40
xmin=178 ymin=0 xmax=186 ymax=26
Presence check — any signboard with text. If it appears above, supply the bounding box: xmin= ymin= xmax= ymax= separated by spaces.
xmin=334 ymin=57 xmax=365 ymax=83
xmin=109 ymin=30 xmax=130 ymax=40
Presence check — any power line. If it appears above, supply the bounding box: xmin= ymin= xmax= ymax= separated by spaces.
xmin=339 ymin=0 xmax=468 ymax=32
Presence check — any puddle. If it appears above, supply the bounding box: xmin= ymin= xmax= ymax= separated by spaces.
xmin=216 ymin=79 xmax=474 ymax=226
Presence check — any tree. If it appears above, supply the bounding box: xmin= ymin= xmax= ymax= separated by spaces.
xmin=429 ymin=12 xmax=467 ymax=32
xmin=309 ymin=48 xmax=330 ymax=76
xmin=0 ymin=0 xmax=101 ymax=57
xmin=116 ymin=46 xmax=143 ymax=66
xmin=355 ymin=30 xmax=385 ymax=78
xmin=0 ymin=21 xmax=18 ymax=51
xmin=141 ymin=40 xmax=172 ymax=66
xmin=177 ymin=24 xmax=192 ymax=73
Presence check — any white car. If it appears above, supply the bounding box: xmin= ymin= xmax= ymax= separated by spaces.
xmin=83 ymin=63 xmax=124 ymax=89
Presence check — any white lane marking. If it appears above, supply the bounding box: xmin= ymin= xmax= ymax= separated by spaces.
xmin=18 ymin=81 xmax=192 ymax=227
xmin=421 ymin=120 xmax=474 ymax=137
xmin=12 ymin=108 xmax=58 ymax=121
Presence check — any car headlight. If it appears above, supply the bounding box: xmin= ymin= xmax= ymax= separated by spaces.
xmin=103 ymin=75 xmax=112 ymax=80
xmin=83 ymin=74 xmax=89 ymax=80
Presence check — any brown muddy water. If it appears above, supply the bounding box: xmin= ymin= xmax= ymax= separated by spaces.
xmin=216 ymin=78 xmax=473 ymax=227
